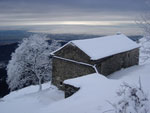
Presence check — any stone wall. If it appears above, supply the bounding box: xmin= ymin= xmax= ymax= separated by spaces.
xmin=123 ymin=48 xmax=139 ymax=68
xmin=97 ymin=48 xmax=139 ymax=75
xmin=54 ymin=43 xmax=94 ymax=65
xmin=64 ymin=83 xmax=80 ymax=98
xmin=52 ymin=57 xmax=95 ymax=89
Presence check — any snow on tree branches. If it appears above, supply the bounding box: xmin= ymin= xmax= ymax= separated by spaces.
xmin=109 ymin=79 xmax=149 ymax=113
xmin=137 ymin=2 xmax=150 ymax=63
xmin=7 ymin=34 xmax=60 ymax=91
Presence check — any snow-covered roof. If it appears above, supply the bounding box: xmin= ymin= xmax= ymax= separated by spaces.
xmin=52 ymin=34 xmax=139 ymax=60
xmin=64 ymin=73 xmax=108 ymax=88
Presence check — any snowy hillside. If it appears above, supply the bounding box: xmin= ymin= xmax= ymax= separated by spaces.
xmin=0 ymin=39 xmax=150 ymax=113
xmin=0 ymin=83 xmax=64 ymax=113
xmin=0 ymin=63 xmax=150 ymax=113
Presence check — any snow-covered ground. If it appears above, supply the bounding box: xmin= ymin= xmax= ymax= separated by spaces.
xmin=1 ymin=39 xmax=150 ymax=113
xmin=0 ymin=83 xmax=64 ymax=113
xmin=0 ymin=63 xmax=150 ymax=113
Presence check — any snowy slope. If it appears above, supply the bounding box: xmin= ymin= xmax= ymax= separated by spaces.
xmin=1 ymin=38 xmax=150 ymax=113
xmin=0 ymin=83 xmax=64 ymax=113
xmin=0 ymin=64 xmax=150 ymax=113
xmin=108 ymin=64 xmax=150 ymax=92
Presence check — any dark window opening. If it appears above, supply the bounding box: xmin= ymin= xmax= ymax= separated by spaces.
xmin=60 ymin=81 xmax=63 ymax=86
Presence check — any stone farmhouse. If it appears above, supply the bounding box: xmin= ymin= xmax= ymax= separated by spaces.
xmin=51 ymin=34 xmax=139 ymax=91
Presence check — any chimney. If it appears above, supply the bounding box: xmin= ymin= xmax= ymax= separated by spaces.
xmin=116 ymin=32 xmax=121 ymax=35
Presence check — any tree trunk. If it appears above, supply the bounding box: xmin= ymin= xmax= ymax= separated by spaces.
xmin=38 ymin=78 xmax=42 ymax=91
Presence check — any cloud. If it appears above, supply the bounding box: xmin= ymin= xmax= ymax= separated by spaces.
xmin=0 ymin=0 xmax=149 ymax=35
xmin=0 ymin=0 xmax=149 ymax=13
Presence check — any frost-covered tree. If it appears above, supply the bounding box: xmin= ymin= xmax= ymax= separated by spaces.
xmin=137 ymin=1 xmax=150 ymax=62
xmin=139 ymin=36 xmax=150 ymax=63
xmin=136 ymin=0 xmax=150 ymax=37
xmin=110 ymin=79 xmax=149 ymax=113
xmin=138 ymin=14 xmax=150 ymax=63
xmin=7 ymin=34 xmax=60 ymax=91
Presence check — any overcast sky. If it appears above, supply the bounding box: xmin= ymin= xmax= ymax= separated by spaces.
xmin=0 ymin=0 xmax=150 ymax=35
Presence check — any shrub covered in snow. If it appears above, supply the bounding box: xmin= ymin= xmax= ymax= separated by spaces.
xmin=110 ymin=79 xmax=149 ymax=113
xmin=139 ymin=36 xmax=150 ymax=63
xmin=7 ymin=34 xmax=60 ymax=91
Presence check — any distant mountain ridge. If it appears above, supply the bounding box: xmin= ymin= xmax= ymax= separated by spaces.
xmin=0 ymin=30 xmax=32 ymax=45
xmin=0 ymin=42 xmax=18 ymax=64
xmin=0 ymin=30 xmax=142 ymax=45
